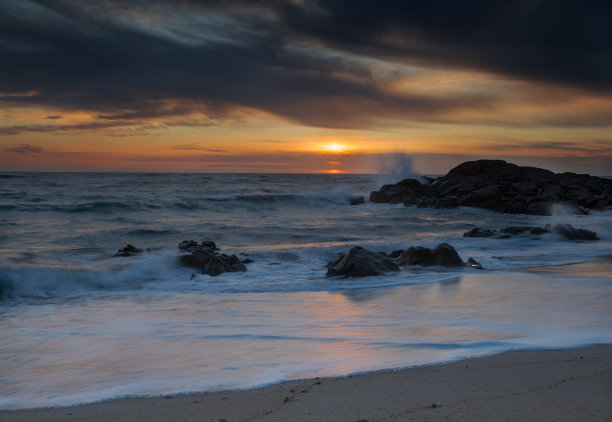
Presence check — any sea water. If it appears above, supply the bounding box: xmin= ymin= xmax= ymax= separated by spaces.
xmin=1 ymin=172 xmax=611 ymax=409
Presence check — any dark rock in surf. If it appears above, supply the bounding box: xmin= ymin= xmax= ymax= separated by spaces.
xmin=397 ymin=243 xmax=465 ymax=267
xmin=467 ymin=257 xmax=484 ymax=269
xmin=350 ymin=196 xmax=365 ymax=205
xmin=369 ymin=159 xmax=612 ymax=215
xmin=552 ymin=224 xmax=598 ymax=241
xmin=326 ymin=246 xmax=400 ymax=278
xmin=434 ymin=243 xmax=465 ymax=266
xmin=179 ymin=240 xmax=218 ymax=253
xmin=463 ymin=224 xmax=597 ymax=241
xmin=463 ymin=228 xmax=496 ymax=238
xmin=397 ymin=246 xmax=436 ymax=266
xmin=114 ymin=244 xmax=144 ymax=257
xmin=178 ymin=240 xmax=246 ymax=276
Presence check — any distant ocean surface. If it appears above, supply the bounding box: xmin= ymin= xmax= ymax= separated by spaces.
xmin=1 ymin=172 xmax=611 ymax=409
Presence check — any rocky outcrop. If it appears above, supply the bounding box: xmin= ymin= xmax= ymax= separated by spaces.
xmin=326 ymin=246 xmax=400 ymax=278
xmin=114 ymin=244 xmax=144 ymax=257
xmin=463 ymin=224 xmax=598 ymax=241
xmin=326 ymin=243 xmax=473 ymax=278
xmin=369 ymin=178 xmax=428 ymax=204
xmin=178 ymin=240 xmax=247 ymax=276
xmin=370 ymin=160 xmax=612 ymax=215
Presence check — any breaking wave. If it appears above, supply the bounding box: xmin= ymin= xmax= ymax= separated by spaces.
xmin=201 ymin=187 xmax=365 ymax=206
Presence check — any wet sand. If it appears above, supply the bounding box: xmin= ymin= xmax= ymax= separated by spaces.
xmin=4 ymin=256 xmax=612 ymax=421
xmin=2 ymin=344 xmax=611 ymax=422
xmin=524 ymin=254 xmax=612 ymax=278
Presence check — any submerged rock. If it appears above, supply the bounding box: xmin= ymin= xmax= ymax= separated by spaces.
xmin=114 ymin=244 xmax=144 ymax=257
xmin=370 ymin=159 xmax=612 ymax=215
xmin=178 ymin=240 xmax=246 ymax=276
xmin=326 ymin=246 xmax=400 ymax=278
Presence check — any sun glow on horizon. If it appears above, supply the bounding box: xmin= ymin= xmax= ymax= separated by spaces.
xmin=324 ymin=143 xmax=346 ymax=152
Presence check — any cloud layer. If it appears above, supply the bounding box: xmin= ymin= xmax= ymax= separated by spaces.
xmin=2 ymin=0 xmax=611 ymax=133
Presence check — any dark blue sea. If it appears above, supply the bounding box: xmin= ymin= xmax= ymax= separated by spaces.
xmin=1 ymin=172 xmax=611 ymax=408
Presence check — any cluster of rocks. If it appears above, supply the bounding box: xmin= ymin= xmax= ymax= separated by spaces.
xmin=178 ymin=240 xmax=247 ymax=276
xmin=114 ymin=221 xmax=598 ymax=280
xmin=370 ymin=160 xmax=612 ymax=215
xmin=114 ymin=240 xmax=251 ymax=277
xmin=464 ymin=224 xmax=598 ymax=241
xmin=326 ymin=243 xmax=482 ymax=278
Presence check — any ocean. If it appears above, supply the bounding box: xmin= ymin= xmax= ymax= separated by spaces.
xmin=1 ymin=172 xmax=611 ymax=409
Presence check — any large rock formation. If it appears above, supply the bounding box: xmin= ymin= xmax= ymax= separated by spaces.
xmin=178 ymin=240 xmax=247 ymax=276
xmin=370 ymin=160 xmax=612 ymax=215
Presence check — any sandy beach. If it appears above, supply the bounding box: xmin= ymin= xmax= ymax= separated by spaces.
xmin=2 ymin=344 xmax=610 ymax=422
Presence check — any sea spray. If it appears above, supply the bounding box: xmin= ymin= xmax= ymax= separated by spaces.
xmin=376 ymin=153 xmax=426 ymax=186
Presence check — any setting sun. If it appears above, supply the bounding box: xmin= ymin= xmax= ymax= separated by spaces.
xmin=324 ymin=143 xmax=345 ymax=152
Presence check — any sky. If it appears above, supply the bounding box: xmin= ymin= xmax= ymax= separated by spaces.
xmin=1 ymin=0 xmax=611 ymax=175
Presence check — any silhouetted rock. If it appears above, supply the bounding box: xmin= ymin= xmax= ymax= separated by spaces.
xmin=114 ymin=244 xmax=144 ymax=257
xmin=179 ymin=240 xmax=218 ymax=253
xmin=369 ymin=178 xmax=424 ymax=204
xmin=326 ymin=246 xmax=400 ymax=278
xmin=398 ymin=246 xmax=436 ymax=266
xmin=463 ymin=224 xmax=598 ymax=241
xmin=434 ymin=243 xmax=465 ymax=266
xmin=178 ymin=240 xmax=246 ymax=276
xmin=398 ymin=243 xmax=465 ymax=267
xmin=370 ymin=159 xmax=612 ymax=215
xmin=552 ymin=224 xmax=599 ymax=241
xmin=463 ymin=228 xmax=496 ymax=238
xmin=350 ymin=196 xmax=365 ymax=205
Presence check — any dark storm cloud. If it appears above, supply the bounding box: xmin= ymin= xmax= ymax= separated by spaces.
xmin=280 ymin=0 xmax=612 ymax=92
xmin=494 ymin=139 xmax=612 ymax=155
xmin=0 ymin=121 xmax=139 ymax=135
xmin=1 ymin=0 xmax=610 ymax=131
xmin=4 ymin=144 xmax=45 ymax=154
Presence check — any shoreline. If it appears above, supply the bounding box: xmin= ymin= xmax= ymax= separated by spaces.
xmin=3 ymin=343 xmax=611 ymax=421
